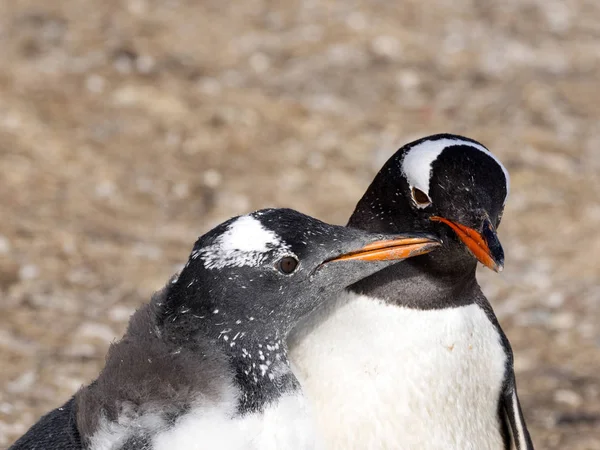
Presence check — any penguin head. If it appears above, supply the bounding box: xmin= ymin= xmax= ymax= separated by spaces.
xmin=165 ymin=208 xmax=439 ymax=336
xmin=349 ymin=134 xmax=509 ymax=273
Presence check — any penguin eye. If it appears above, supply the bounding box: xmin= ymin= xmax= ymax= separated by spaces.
xmin=411 ymin=187 xmax=432 ymax=208
xmin=277 ymin=256 xmax=299 ymax=274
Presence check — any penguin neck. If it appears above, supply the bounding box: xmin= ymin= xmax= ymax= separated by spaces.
xmin=164 ymin=311 xmax=299 ymax=414
xmin=349 ymin=253 xmax=480 ymax=309
xmin=227 ymin=332 xmax=300 ymax=414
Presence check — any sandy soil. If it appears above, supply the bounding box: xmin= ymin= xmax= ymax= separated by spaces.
xmin=1 ymin=0 xmax=599 ymax=448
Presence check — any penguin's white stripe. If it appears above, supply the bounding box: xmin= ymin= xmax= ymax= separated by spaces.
xmin=401 ymin=137 xmax=510 ymax=203
xmin=512 ymin=391 xmax=528 ymax=450
xmin=200 ymin=215 xmax=291 ymax=270
xmin=220 ymin=215 xmax=281 ymax=253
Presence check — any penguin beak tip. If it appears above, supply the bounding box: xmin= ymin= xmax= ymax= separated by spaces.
xmin=430 ymin=215 xmax=505 ymax=272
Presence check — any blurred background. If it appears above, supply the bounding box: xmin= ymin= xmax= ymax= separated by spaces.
xmin=0 ymin=0 xmax=599 ymax=448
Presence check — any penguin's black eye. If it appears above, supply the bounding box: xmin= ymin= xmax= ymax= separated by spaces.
xmin=277 ymin=256 xmax=299 ymax=274
xmin=411 ymin=187 xmax=432 ymax=207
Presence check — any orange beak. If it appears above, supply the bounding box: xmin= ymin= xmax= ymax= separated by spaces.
xmin=430 ymin=216 xmax=504 ymax=272
xmin=327 ymin=237 xmax=441 ymax=263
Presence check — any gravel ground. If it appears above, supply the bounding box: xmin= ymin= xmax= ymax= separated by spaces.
xmin=1 ymin=0 xmax=599 ymax=448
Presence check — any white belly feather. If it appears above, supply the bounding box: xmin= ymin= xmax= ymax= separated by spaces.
xmin=289 ymin=293 xmax=507 ymax=450
xmin=89 ymin=392 xmax=320 ymax=450
xmin=152 ymin=393 xmax=319 ymax=450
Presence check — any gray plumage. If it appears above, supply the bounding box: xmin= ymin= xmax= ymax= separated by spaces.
xmin=11 ymin=208 xmax=438 ymax=450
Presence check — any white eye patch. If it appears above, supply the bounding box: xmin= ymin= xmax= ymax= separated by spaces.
xmin=199 ymin=215 xmax=291 ymax=270
xmin=400 ymin=137 xmax=510 ymax=205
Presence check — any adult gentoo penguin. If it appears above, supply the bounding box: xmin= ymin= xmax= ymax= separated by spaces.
xmin=289 ymin=134 xmax=534 ymax=450
xmin=10 ymin=208 xmax=440 ymax=450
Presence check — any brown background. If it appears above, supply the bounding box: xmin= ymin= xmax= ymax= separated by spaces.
xmin=1 ymin=0 xmax=599 ymax=448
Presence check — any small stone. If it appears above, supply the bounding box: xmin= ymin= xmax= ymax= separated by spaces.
xmin=19 ymin=264 xmax=39 ymax=281
xmin=136 ymin=177 xmax=154 ymax=193
xmin=95 ymin=180 xmax=117 ymax=198
xmin=0 ymin=403 xmax=14 ymax=414
xmin=132 ymin=243 xmax=162 ymax=260
xmin=2 ymin=112 xmax=22 ymax=129
xmin=66 ymin=268 xmax=94 ymax=285
xmin=76 ymin=322 xmax=116 ymax=342
xmin=249 ymin=52 xmax=270 ymax=74
xmin=197 ymin=77 xmax=222 ymax=96
xmin=64 ymin=342 xmax=97 ymax=358
xmin=544 ymin=291 xmax=565 ymax=308
xmin=114 ymin=52 xmax=135 ymax=74
xmin=136 ymin=54 xmax=156 ymax=74
xmin=203 ymin=169 xmax=222 ymax=188
xmin=0 ymin=235 xmax=11 ymax=254
xmin=85 ymin=74 xmax=105 ymax=94
xmin=172 ymin=182 xmax=189 ymax=199
xmin=228 ymin=194 xmax=250 ymax=212
xmin=513 ymin=353 xmax=537 ymax=372
xmin=165 ymin=131 xmax=182 ymax=148
xmin=371 ymin=35 xmax=402 ymax=60
xmin=307 ymin=152 xmax=325 ymax=170
xmin=127 ymin=0 xmax=148 ymax=14
xmin=549 ymin=312 xmax=576 ymax=330
xmin=6 ymin=371 xmax=36 ymax=393
xmin=346 ymin=12 xmax=367 ymax=31
xmin=553 ymin=389 xmax=582 ymax=407
xmin=396 ymin=70 xmax=421 ymax=91
xmin=109 ymin=305 xmax=135 ymax=322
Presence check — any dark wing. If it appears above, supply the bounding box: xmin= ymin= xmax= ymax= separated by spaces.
xmin=503 ymin=377 xmax=534 ymax=450
xmin=8 ymin=397 xmax=83 ymax=450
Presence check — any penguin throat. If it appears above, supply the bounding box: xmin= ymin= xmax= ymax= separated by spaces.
xmin=163 ymin=312 xmax=300 ymax=414
xmin=349 ymin=255 xmax=480 ymax=310
xmin=230 ymin=339 xmax=299 ymax=414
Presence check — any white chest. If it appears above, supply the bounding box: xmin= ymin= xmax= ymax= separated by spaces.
xmin=151 ymin=393 xmax=320 ymax=450
xmin=89 ymin=392 xmax=320 ymax=450
xmin=289 ymin=294 xmax=508 ymax=450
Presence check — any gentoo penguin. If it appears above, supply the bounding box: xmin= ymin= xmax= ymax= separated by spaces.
xmin=289 ymin=134 xmax=534 ymax=450
xmin=10 ymin=208 xmax=440 ymax=450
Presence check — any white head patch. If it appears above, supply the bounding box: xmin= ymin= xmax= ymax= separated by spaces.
xmin=199 ymin=215 xmax=291 ymax=270
xmin=401 ymin=137 xmax=510 ymax=206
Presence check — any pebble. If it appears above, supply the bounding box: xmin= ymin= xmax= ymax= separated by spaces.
xmin=95 ymin=180 xmax=117 ymax=198
xmin=75 ymin=322 xmax=116 ymax=343
xmin=64 ymin=342 xmax=97 ymax=358
xmin=396 ymin=70 xmax=421 ymax=91
xmin=0 ymin=403 xmax=14 ymax=414
xmin=197 ymin=77 xmax=222 ymax=96
xmin=18 ymin=264 xmax=39 ymax=281
xmin=554 ymin=389 xmax=582 ymax=407
xmin=136 ymin=54 xmax=156 ymax=74
xmin=203 ymin=169 xmax=222 ymax=188
xmin=109 ymin=305 xmax=136 ymax=322
xmin=132 ymin=243 xmax=163 ymax=260
xmin=0 ymin=235 xmax=11 ymax=254
xmin=6 ymin=372 xmax=36 ymax=394
xmin=370 ymin=35 xmax=402 ymax=60
xmin=172 ymin=182 xmax=190 ymax=199
xmin=549 ymin=312 xmax=576 ymax=331
xmin=345 ymin=12 xmax=367 ymax=31
xmin=249 ymin=52 xmax=271 ymax=74
xmin=85 ymin=74 xmax=105 ymax=94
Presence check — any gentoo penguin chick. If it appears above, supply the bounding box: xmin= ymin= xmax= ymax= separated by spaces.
xmin=10 ymin=208 xmax=440 ymax=450
xmin=289 ymin=135 xmax=534 ymax=450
